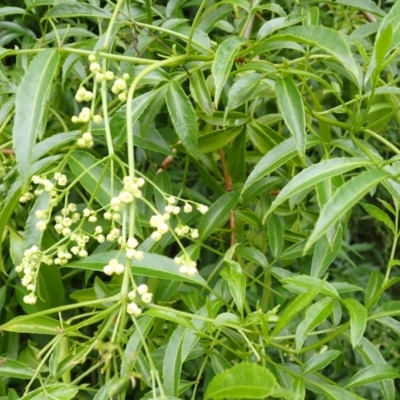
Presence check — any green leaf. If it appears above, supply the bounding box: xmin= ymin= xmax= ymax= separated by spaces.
xmin=13 ymin=48 xmax=59 ymax=188
xmin=65 ymin=251 xmax=208 ymax=287
xmin=1 ymin=315 xmax=70 ymax=336
xmin=267 ymin=215 xmax=284 ymax=258
xmin=198 ymin=190 xmax=240 ymax=241
xmin=166 ymin=80 xmax=198 ymax=158
xmin=365 ymin=270 xmax=385 ymax=307
xmin=257 ymin=13 xmax=305 ymax=40
xmin=227 ymin=129 xmax=246 ymax=182
xmin=218 ymin=0 xmax=250 ymax=13
xmin=198 ymin=126 xmax=243 ymax=153
xmin=224 ymin=73 xmax=261 ymax=122
xmin=305 ymin=169 xmax=391 ymax=251
xmin=243 ymin=136 xmax=320 ymax=192
xmin=220 ymin=261 xmax=246 ymax=314
xmin=236 ymin=247 xmax=268 ymax=267
xmin=19 ymin=384 xmax=79 ymax=400
xmin=111 ymin=87 xmax=167 ymax=150
xmin=0 ymin=7 xmax=26 ymax=17
xmin=301 ymin=350 xmax=341 ymax=375
xmin=282 ymin=276 xmax=339 ymax=298
xmin=146 ymin=309 xmax=193 ymax=329
xmin=212 ymin=36 xmax=245 ymax=107
xmin=352 ymin=336 xmax=395 ymax=400
xmin=275 ymin=77 xmax=306 ymax=160
xmin=205 ymin=362 xmax=278 ymax=399
xmin=374 ymin=23 xmax=393 ymax=69
xmin=295 ymin=297 xmax=334 ymax=350
xmin=334 ymin=0 xmax=385 ymax=16
xmin=68 ymin=151 xmax=122 ymax=208
xmin=272 ymin=26 xmax=362 ymax=86
xmin=0 ymin=358 xmax=35 ymax=379
xmin=272 ymin=286 xmax=320 ymax=337
xmin=163 ymin=326 xmax=185 ymax=396
xmin=267 ymin=158 xmax=373 ymax=217
xmin=311 ymin=234 xmax=342 ymax=278
xmin=45 ymin=3 xmax=112 ymax=19
xmin=346 ymin=364 xmax=400 ymax=389
xmin=33 ymin=131 xmax=79 ymax=161
xmin=190 ymin=69 xmax=213 ymax=116
xmin=360 ymin=202 xmax=395 ymax=232
xmin=343 ymin=298 xmax=367 ymax=348
xmin=315 ymin=384 xmax=359 ymax=400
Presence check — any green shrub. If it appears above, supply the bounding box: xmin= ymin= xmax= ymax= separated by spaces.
xmin=1 ymin=0 xmax=400 ymax=399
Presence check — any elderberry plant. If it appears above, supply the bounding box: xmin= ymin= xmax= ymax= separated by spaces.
xmin=2 ymin=1 xmax=400 ymax=399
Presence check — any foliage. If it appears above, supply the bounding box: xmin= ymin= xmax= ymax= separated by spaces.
xmin=1 ymin=0 xmax=400 ymax=399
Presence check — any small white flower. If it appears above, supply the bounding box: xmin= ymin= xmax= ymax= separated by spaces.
xmin=183 ymin=203 xmax=192 ymax=213
xmin=114 ymin=263 xmax=125 ymax=275
xmin=89 ymin=62 xmax=101 ymax=72
xmin=71 ymin=246 xmax=79 ymax=255
xmin=174 ymin=256 xmax=182 ymax=265
xmin=137 ymin=284 xmax=148 ymax=295
xmin=198 ymin=204 xmax=209 ymax=214
xmin=127 ymin=237 xmax=138 ymax=249
xmin=36 ymin=221 xmax=47 ymax=231
xmin=83 ymin=91 xmax=93 ymax=102
xmin=82 ymin=132 xmax=93 ymax=142
xmin=93 ymin=115 xmax=102 ymax=124
xmin=167 ymin=196 xmax=176 ymax=205
xmin=97 ymin=234 xmax=105 ymax=243
xmin=150 ymin=215 xmax=164 ymax=228
xmin=95 ymin=226 xmax=103 ymax=234
xmin=179 ymin=265 xmax=188 ymax=274
xmin=88 ymin=215 xmax=97 ymax=223
xmin=187 ymin=267 xmax=198 ymax=277
xmin=172 ymin=206 xmax=180 ymax=215
xmin=77 ymin=138 xmax=86 ymax=147
xmin=165 ymin=205 xmax=173 ymax=214
xmin=104 ymin=71 xmax=114 ymax=80
xmin=31 ymin=175 xmax=41 ymax=184
xmin=128 ymin=291 xmax=136 ymax=301
xmin=95 ymin=72 xmax=104 ymax=83
xmin=137 ymin=177 xmax=145 ymax=187
xmin=79 ymin=250 xmax=88 ymax=258
xmin=191 ymin=229 xmax=199 ymax=239
xmin=83 ymin=208 xmax=91 ymax=217
xmin=114 ymin=78 xmax=126 ymax=91
xmin=157 ymin=223 xmax=169 ymax=234
xmin=126 ymin=249 xmax=136 ymax=259
xmin=127 ymin=302 xmax=141 ymax=315
xmin=141 ymin=293 xmax=153 ymax=303
xmin=71 ymin=116 xmax=79 ymax=123
xmin=119 ymin=191 xmax=133 ymax=204
xmin=118 ymin=92 xmax=127 ymax=102
xmin=103 ymin=264 xmax=114 ymax=275
xmin=134 ymin=250 xmax=144 ymax=261
xmin=68 ymin=203 xmax=77 ymax=212
xmin=88 ymin=54 xmax=96 ymax=62
xmin=151 ymin=231 xmax=162 ymax=241
xmin=104 ymin=211 xmax=112 ymax=220
xmin=123 ymin=73 xmax=130 ymax=80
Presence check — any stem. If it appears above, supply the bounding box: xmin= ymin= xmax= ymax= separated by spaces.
xmin=103 ymin=0 xmax=125 ymax=51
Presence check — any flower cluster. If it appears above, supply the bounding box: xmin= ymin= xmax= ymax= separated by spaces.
xmin=126 ymin=284 xmax=152 ymax=316
xmin=149 ymin=213 xmax=169 ymax=241
xmin=54 ymin=205 xmax=81 ymax=237
xmin=70 ymin=232 xmax=90 ymax=258
xmin=174 ymin=256 xmax=198 ymax=277
xmin=111 ymin=74 xmax=129 ymax=102
xmin=124 ymin=237 xmax=144 ymax=261
xmin=75 ymin=86 xmax=93 ymax=103
xmin=71 ymin=107 xmax=102 ymax=124
xmin=15 ymin=245 xmax=53 ymax=304
xmin=77 ymin=132 xmax=94 ymax=148
xmin=103 ymin=258 xmax=125 ymax=276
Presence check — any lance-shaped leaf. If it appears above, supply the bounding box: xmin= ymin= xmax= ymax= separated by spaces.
xmin=212 ymin=36 xmax=245 ymax=107
xmin=343 ymin=298 xmax=367 ymax=348
xmin=198 ymin=190 xmax=241 ymax=241
xmin=346 ymin=365 xmax=400 ymax=389
xmin=301 ymin=350 xmax=341 ymax=375
xmin=190 ymin=69 xmax=213 ymax=116
xmin=272 ymin=26 xmax=362 ymax=86
xmin=275 ymin=77 xmax=306 ymax=160
xmin=205 ymin=362 xmax=278 ymax=399
xmin=243 ymin=136 xmax=320 ymax=192
xmin=166 ymin=81 xmax=198 ymax=158
xmin=266 ymin=157 xmax=373 ymax=217
xmin=305 ymin=169 xmax=391 ymax=251
xmin=220 ymin=261 xmax=246 ymax=314
xmin=13 ymin=48 xmax=59 ymax=188
xmin=45 ymin=2 xmax=112 ymax=18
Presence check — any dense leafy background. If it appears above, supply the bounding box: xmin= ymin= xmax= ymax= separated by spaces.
xmin=1 ymin=0 xmax=400 ymax=399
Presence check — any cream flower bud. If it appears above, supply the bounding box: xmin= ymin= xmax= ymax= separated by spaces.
xmin=127 ymin=302 xmax=140 ymax=315
xmin=77 ymin=138 xmax=86 ymax=147
xmin=122 ymin=73 xmax=130 ymax=80
xmin=137 ymin=177 xmax=145 ymax=187
xmin=157 ymin=223 xmax=169 ymax=234
xmin=174 ymin=256 xmax=182 ymax=265
xmin=79 ymin=250 xmax=88 ymax=258
xmin=179 ymin=265 xmax=188 ymax=274
xmin=128 ymin=291 xmax=136 ymax=300
xmin=103 ymin=264 xmax=114 ymax=275
xmin=93 ymin=115 xmax=102 ymax=124
xmin=89 ymin=62 xmax=101 ymax=72
xmin=198 ymin=204 xmax=209 ymax=214
xmin=127 ymin=237 xmax=138 ymax=249
xmin=88 ymin=54 xmax=96 ymax=62
xmin=191 ymin=229 xmax=199 ymax=239
xmin=167 ymin=196 xmax=176 ymax=205
xmin=77 ymin=87 xmax=86 ymax=97
xmin=172 ymin=206 xmax=180 ymax=215
xmin=95 ymin=226 xmax=103 ymax=233
xmin=82 ymin=132 xmax=92 ymax=142
xmin=183 ymin=203 xmax=192 ymax=213
xmin=83 ymin=91 xmax=93 ymax=102
xmin=114 ymin=263 xmax=125 ymax=275
xmin=88 ymin=215 xmax=97 ymax=223
xmin=126 ymin=249 xmax=136 ymax=259
xmin=134 ymin=250 xmax=144 ymax=261
xmin=151 ymin=231 xmax=162 ymax=241
xmin=36 ymin=221 xmax=47 ymax=231
xmin=104 ymin=71 xmax=114 ymax=80
xmin=95 ymin=73 xmax=104 ymax=83
xmin=71 ymin=116 xmax=79 ymax=123
xmin=118 ymin=92 xmax=127 ymax=102
xmin=187 ymin=267 xmax=198 ymax=277
xmin=137 ymin=284 xmax=148 ymax=295
xmin=141 ymin=293 xmax=153 ymax=303
xmin=165 ymin=205 xmax=173 ymax=214
xmin=97 ymin=234 xmax=105 ymax=243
